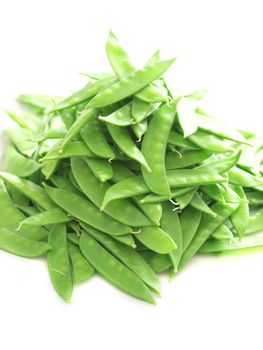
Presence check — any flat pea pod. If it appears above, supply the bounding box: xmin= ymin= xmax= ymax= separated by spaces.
xmin=180 ymin=206 xmax=202 ymax=252
xmin=113 ymin=234 xmax=136 ymax=248
xmin=136 ymin=226 xmax=177 ymax=254
xmin=176 ymin=189 xmax=197 ymax=210
xmin=140 ymin=187 xmax=195 ymax=204
xmin=16 ymin=205 xmax=40 ymax=217
xmin=131 ymin=119 xmax=148 ymax=140
xmin=50 ymin=175 xmax=80 ymax=195
xmin=246 ymin=191 xmax=263 ymax=206
xmin=189 ymin=129 xmax=235 ymax=153
xmin=6 ymin=109 xmax=42 ymax=132
xmin=44 ymin=184 xmax=132 ymax=235
xmin=190 ymin=192 xmax=217 ymax=217
xmin=41 ymin=160 xmax=59 ymax=179
xmin=230 ymin=186 xmax=249 ymax=237
xmin=5 ymin=128 xmax=37 ymax=158
xmin=212 ymin=225 xmax=234 ymax=241
xmin=11 ymin=187 xmax=30 ymax=206
xmin=131 ymin=98 xmax=161 ymax=123
xmin=165 ymin=150 xmax=211 ymax=170
xmin=47 ymin=224 xmax=73 ymax=302
xmin=88 ymin=58 xmax=175 ymax=108
xmin=161 ymin=202 xmax=182 ymax=274
xmin=59 ymin=109 xmax=76 ymax=130
xmin=148 ymin=254 xmax=173 ymax=273
xmin=179 ymin=202 xmax=239 ymax=269
xmin=0 ymin=227 xmax=50 ymax=258
xmin=17 ymin=93 xmax=59 ymax=114
xmin=168 ymin=130 xmax=199 ymax=150
xmin=71 ymin=158 xmax=151 ymax=227
xmin=197 ymin=151 xmax=241 ymax=173
xmin=246 ymin=208 xmax=263 ymax=234
xmin=176 ymin=97 xmax=198 ymax=138
xmin=31 ymin=129 xmax=66 ymax=142
xmin=1 ymin=145 xmax=41 ymax=177
xmin=80 ymin=116 xmax=115 ymax=159
xmin=67 ymin=232 xmax=80 ymax=245
xmin=82 ymin=72 xmax=114 ymax=80
xmin=48 ymin=77 xmax=115 ymax=113
xmin=228 ymin=167 xmax=263 ymax=189
xmin=200 ymin=184 xmax=225 ymax=203
xmin=136 ymin=79 xmax=168 ymax=103
xmin=141 ymin=102 xmax=176 ymax=197
xmin=85 ymin=226 xmax=161 ymax=294
xmin=0 ymin=171 xmax=55 ymax=210
xmin=19 ymin=208 xmax=71 ymax=227
xmin=85 ymin=158 xmax=113 ymax=182
xmin=68 ymin=242 xmax=95 ymax=284
xmin=99 ymin=103 xmax=135 ymax=126
xmin=59 ymin=108 xmax=97 ymax=152
xmin=41 ymin=141 xmax=96 ymax=161
xmin=79 ymin=232 xmax=155 ymax=304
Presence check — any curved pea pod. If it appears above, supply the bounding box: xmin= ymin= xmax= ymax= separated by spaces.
xmin=99 ymin=103 xmax=134 ymax=126
xmin=168 ymin=130 xmax=199 ymax=150
xmin=176 ymin=189 xmax=197 ymax=210
xmin=71 ymin=157 xmax=151 ymax=227
xmin=200 ymin=184 xmax=225 ymax=203
xmin=188 ymin=129 xmax=235 ymax=153
xmin=59 ymin=109 xmax=76 ymax=130
xmin=131 ymin=119 xmax=148 ymax=140
xmin=141 ymin=103 xmax=176 ymax=197
xmin=228 ymin=167 xmax=263 ymax=189
xmin=16 ymin=205 xmax=40 ymax=217
xmin=41 ymin=159 xmax=60 ymax=179
xmin=135 ymin=195 xmax=162 ymax=226
xmin=179 ymin=202 xmax=239 ymax=269
xmin=136 ymin=226 xmax=177 ymax=254
xmin=81 ymin=72 xmax=114 ymax=80
xmin=176 ymin=97 xmax=199 ymax=138
xmin=41 ymin=141 xmax=96 ymax=161
xmin=136 ymin=79 xmax=168 ymax=103
xmin=67 ymin=232 xmax=80 ymax=245
xmin=88 ymin=58 xmax=176 ymax=108
xmin=195 ymin=110 xmax=250 ymax=144
xmin=48 ymin=77 xmax=115 ymax=113
xmin=17 ymin=93 xmax=60 ymax=114
xmin=113 ymin=234 xmax=136 ymax=248
xmin=185 ymin=89 xmax=208 ymax=101
xmin=44 ymin=184 xmax=132 ymax=235
xmin=80 ymin=116 xmax=115 ymax=159
xmin=140 ymin=187 xmax=195 ymax=204
xmin=190 ymin=192 xmax=217 ymax=217
xmin=19 ymin=208 xmax=71 ymax=227
xmin=79 ymin=232 xmax=155 ymax=304
xmin=148 ymin=254 xmax=173 ymax=273
xmin=0 ymin=227 xmax=50 ymax=258
xmin=31 ymin=129 xmax=66 ymax=142
xmin=1 ymin=145 xmax=41 ymax=177
xmin=85 ymin=226 xmax=161 ymax=295
xmin=246 ymin=208 xmax=263 ymax=234
xmin=85 ymin=158 xmax=113 ymax=182
xmin=198 ymin=151 xmax=241 ymax=173
xmin=5 ymin=128 xmax=37 ymax=157
xmin=131 ymin=98 xmax=161 ymax=123
xmin=68 ymin=242 xmax=95 ymax=284
xmin=6 ymin=110 xmax=42 ymax=132
xmin=199 ymin=232 xmax=263 ymax=254
xmin=0 ymin=171 xmax=55 ymax=210
xmin=230 ymin=186 xmax=249 ymax=237
xmin=212 ymin=225 xmax=234 ymax=241
xmin=180 ymin=206 xmax=202 ymax=252
xmin=50 ymin=175 xmax=80 ymax=195
xmin=246 ymin=191 xmax=263 ymax=206
xmin=106 ymin=124 xmax=151 ymax=171
xmin=161 ymin=202 xmax=182 ymax=274
xmin=165 ymin=150 xmax=211 ymax=170
xmin=48 ymin=224 xmax=73 ymax=302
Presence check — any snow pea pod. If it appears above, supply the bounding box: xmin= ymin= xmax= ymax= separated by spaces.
xmin=99 ymin=103 xmax=135 ymax=126
xmin=107 ymin=123 xmax=151 ymax=171
xmin=85 ymin=158 xmax=113 ymax=182
xmin=79 ymin=232 xmax=155 ymax=304
xmin=85 ymin=226 xmax=161 ymax=294
xmin=148 ymin=254 xmax=172 ymax=273
xmin=19 ymin=208 xmax=71 ymax=227
xmin=136 ymin=226 xmax=177 ymax=254
xmin=228 ymin=167 xmax=263 ymax=188
xmin=131 ymin=119 xmax=148 ymax=140
xmin=68 ymin=242 xmax=95 ymax=284
xmin=165 ymin=150 xmax=211 ymax=170
xmin=5 ymin=128 xmax=37 ymax=157
xmin=47 ymin=224 xmax=73 ymax=302
xmin=50 ymin=175 xmax=80 ymax=195
xmin=88 ymin=58 xmax=175 ymax=108
xmin=0 ymin=227 xmax=50 ymax=258
xmin=246 ymin=208 xmax=263 ymax=234
xmin=44 ymin=184 xmax=132 ymax=235
xmin=6 ymin=110 xmax=42 ymax=132
xmin=212 ymin=225 xmax=234 ymax=241
xmin=246 ymin=191 xmax=263 ymax=206
xmin=189 ymin=129 xmax=235 ymax=153
xmin=71 ymin=157 xmax=152 ymax=227
xmin=176 ymin=97 xmax=198 ymax=138
xmin=176 ymin=189 xmax=197 ymax=209
xmin=200 ymin=184 xmax=225 ymax=203
xmin=141 ymin=103 xmax=176 ymax=197
xmin=190 ymin=192 xmax=217 ymax=217
xmin=179 ymin=202 xmax=239 ymax=269
xmin=180 ymin=206 xmax=202 ymax=252
xmin=198 ymin=151 xmax=241 ymax=173
xmin=17 ymin=93 xmax=59 ymax=114
xmin=41 ymin=141 xmax=96 ymax=161
xmin=168 ymin=130 xmax=199 ymax=150
xmin=131 ymin=98 xmax=161 ymax=123
xmin=140 ymin=187 xmax=195 ymax=204
xmin=41 ymin=159 xmax=59 ymax=179
xmin=230 ymin=186 xmax=249 ymax=237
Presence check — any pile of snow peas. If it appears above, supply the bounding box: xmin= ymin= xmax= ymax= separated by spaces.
xmin=1 ymin=31 xmax=263 ymax=304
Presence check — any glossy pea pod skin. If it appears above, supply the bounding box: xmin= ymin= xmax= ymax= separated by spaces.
xmin=47 ymin=224 xmax=73 ymax=302
xmin=79 ymin=232 xmax=156 ymax=304
xmin=141 ymin=102 xmax=176 ymax=197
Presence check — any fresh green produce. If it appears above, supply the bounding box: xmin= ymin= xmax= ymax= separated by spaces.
xmin=1 ymin=31 xmax=263 ymax=304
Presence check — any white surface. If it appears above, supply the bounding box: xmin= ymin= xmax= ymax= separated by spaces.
xmin=1 ymin=1 xmax=263 ymax=349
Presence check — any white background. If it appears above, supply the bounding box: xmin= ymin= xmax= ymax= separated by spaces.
xmin=0 ymin=1 xmax=263 ymax=349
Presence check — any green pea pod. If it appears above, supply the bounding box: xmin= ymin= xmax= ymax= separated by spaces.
xmin=131 ymin=98 xmax=161 ymax=123
xmin=41 ymin=160 xmax=59 ymax=179
xmin=16 ymin=205 xmax=40 ymax=217
xmin=180 ymin=206 xmax=202 ymax=252
xmin=161 ymin=202 xmax=182 ymax=274
xmin=17 ymin=93 xmax=59 ymax=114
xmin=48 ymin=224 xmax=73 ymax=302
xmin=59 ymin=109 xmax=76 ymax=130
xmin=246 ymin=191 xmax=263 ymax=206
xmin=141 ymin=103 xmax=176 ymax=197
xmin=6 ymin=110 xmax=42 ymax=132
xmin=0 ymin=171 xmax=55 ymax=210
xmin=165 ymin=150 xmax=211 ymax=170
xmin=80 ymin=116 xmax=115 ymax=159
xmin=82 ymin=72 xmax=114 ymax=80
xmin=148 ymin=254 xmax=172 ymax=273
xmin=136 ymin=79 xmax=168 ymax=103
xmin=113 ymin=234 xmax=136 ymax=248
xmin=85 ymin=225 xmax=161 ymax=295
xmin=44 ymin=184 xmax=132 ymax=235
xmin=5 ymin=128 xmax=37 ymax=158
xmin=212 ymin=225 xmax=234 ymax=241
xmin=19 ymin=208 xmax=71 ymax=227
xmin=190 ymin=192 xmax=217 ymax=217
xmin=11 ymin=187 xmax=30 ymax=207
xmin=67 ymin=232 xmax=80 ymax=245
xmin=189 ymin=129 xmax=235 ymax=153
xmin=85 ymin=158 xmax=113 ymax=182
xmin=184 ymin=89 xmax=208 ymax=101
xmin=200 ymin=184 xmax=225 ymax=203
xmin=136 ymin=226 xmax=177 ymax=254
xmin=176 ymin=97 xmax=199 ymax=138
xmin=176 ymin=189 xmax=197 ymax=210
xmin=0 ymin=227 xmax=50 ymax=258
xmin=228 ymin=167 xmax=263 ymax=189
xmin=197 ymin=151 xmax=241 ymax=173
xmin=99 ymin=103 xmax=134 ymax=126
xmin=68 ymin=242 xmax=95 ymax=284
xmin=48 ymin=77 xmax=115 ymax=113
xmin=41 ymin=141 xmax=95 ymax=161
xmin=230 ymin=186 xmax=249 ymax=237
xmin=179 ymin=202 xmax=239 ymax=269
xmin=168 ymin=130 xmax=199 ymax=150
xmin=140 ymin=187 xmax=195 ymax=204
xmin=31 ymin=129 xmax=66 ymax=142
xmin=71 ymin=157 xmax=151 ymax=227
xmin=131 ymin=119 xmax=148 ymax=140
xmin=50 ymin=175 xmax=80 ymax=195
xmin=79 ymin=232 xmax=155 ymax=304
xmin=246 ymin=208 xmax=263 ymax=234
xmin=88 ymin=58 xmax=175 ymax=108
